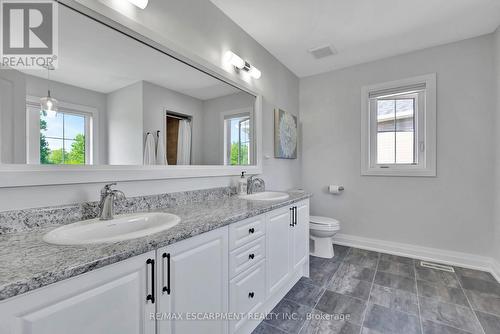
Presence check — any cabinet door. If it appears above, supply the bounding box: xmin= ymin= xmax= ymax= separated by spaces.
xmin=0 ymin=251 xmax=156 ymax=334
xmin=266 ymin=206 xmax=292 ymax=296
xmin=157 ymin=227 xmax=228 ymax=334
xmin=292 ymin=200 xmax=310 ymax=271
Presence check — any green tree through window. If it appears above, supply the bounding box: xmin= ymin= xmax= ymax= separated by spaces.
xmin=39 ymin=111 xmax=87 ymax=165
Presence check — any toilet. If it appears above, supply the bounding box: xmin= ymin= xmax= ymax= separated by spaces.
xmin=309 ymin=216 xmax=340 ymax=258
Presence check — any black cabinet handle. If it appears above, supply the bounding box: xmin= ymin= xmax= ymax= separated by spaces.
xmin=248 ymin=292 xmax=255 ymax=298
xmin=162 ymin=253 xmax=171 ymax=295
xmin=249 ymin=228 xmax=255 ymax=234
xmin=146 ymin=258 xmax=155 ymax=303
xmin=293 ymin=206 xmax=297 ymax=225
xmin=249 ymin=253 xmax=255 ymax=260
xmin=289 ymin=207 xmax=294 ymax=227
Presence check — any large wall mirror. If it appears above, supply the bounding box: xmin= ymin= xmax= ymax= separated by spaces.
xmin=0 ymin=2 xmax=260 ymax=187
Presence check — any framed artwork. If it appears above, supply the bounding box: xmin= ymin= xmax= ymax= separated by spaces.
xmin=274 ymin=108 xmax=297 ymax=159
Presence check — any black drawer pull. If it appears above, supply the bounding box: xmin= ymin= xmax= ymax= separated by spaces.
xmin=249 ymin=228 xmax=255 ymax=234
xmin=290 ymin=207 xmax=294 ymax=227
xmin=293 ymin=206 xmax=297 ymax=225
xmin=249 ymin=253 xmax=255 ymax=260
xmin=146 ymin=258 xmax=155 ymax=303
xmin=248 ymin=292 xmax=255 ymax=298
xmin=162 ymin=253 xmax=171 ymax=295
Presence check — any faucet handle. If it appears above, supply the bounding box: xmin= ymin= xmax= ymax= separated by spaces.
xmin=101 ymin=183 xmax=117 ymax=195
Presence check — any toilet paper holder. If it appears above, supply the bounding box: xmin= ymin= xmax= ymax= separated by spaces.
xmin=329 ymin=185 xmax=344 ymax=194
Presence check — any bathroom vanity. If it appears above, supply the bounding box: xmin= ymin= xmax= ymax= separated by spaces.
xmin=0 ymin=191 xmax=310 ymax=334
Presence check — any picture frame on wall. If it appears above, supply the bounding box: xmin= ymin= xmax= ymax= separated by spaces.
xmin=274 ymin=108 xmax=298 ymax=159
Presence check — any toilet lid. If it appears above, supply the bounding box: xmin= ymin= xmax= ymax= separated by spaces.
xmin=310 ymin=215 xmax=340 ymax=228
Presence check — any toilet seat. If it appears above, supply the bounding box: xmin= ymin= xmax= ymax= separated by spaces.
xmin=310 ymin=216 xmax=340 ymax=231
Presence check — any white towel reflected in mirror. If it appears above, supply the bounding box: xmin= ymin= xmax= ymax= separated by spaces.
xmin=143 ymin=133 xmax=156 ymax=165
xmin=156 ymin=131 xmax=167 ymax=165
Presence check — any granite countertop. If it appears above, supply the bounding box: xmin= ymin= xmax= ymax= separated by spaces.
xmin=0 ymin=191 xmax=310 ymax=301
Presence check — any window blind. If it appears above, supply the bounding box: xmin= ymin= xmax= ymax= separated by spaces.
xmin=368 ymin=83 xmax=426 ymax=99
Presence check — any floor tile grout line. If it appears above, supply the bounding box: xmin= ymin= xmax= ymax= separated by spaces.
xmin=423 ymin=319 xmax=476 ymax=334
xmin=297 ymin=246 xmax=351 ymax=334
xmin=418 ymin=294 xmax=477 ymax=310
xmin=297 ymin=286 xmax=327 ymax=334
xmin=357 ymin=251 xmax=381 ymax=334
xmin=261 ymin=320 xmax=288 ymax=333
xmin=455 ymin=271 xmax=487 ymax=334
xmin=414 ymin=259 xmax=425 ymax=334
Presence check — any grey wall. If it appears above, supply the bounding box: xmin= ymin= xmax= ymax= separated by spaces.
xmin=0 ymin=70 xmax=25 ymax=164
xmin=142 ymin=81 xmax=204 ymax=165
xmin=107 ymin=81 xmax=143 ymax=165
xmin=0 ymin=0 xmax=300 ymax=211
xmin=201 ymin=92 xmax=255 ymax=165
xmin=300 ymin=35 xmax=495 ymax=257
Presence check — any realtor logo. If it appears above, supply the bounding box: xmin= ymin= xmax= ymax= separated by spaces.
xmin=1 ymin=0 xmax=58 ymax=69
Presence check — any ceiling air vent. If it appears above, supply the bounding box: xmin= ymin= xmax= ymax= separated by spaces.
xmin=308 ymin=45 xmax=337 ymax=59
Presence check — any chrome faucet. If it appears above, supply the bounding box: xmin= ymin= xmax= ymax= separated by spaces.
xmin=247 ymin=175 xmax=265 ymax=194
xmin=98 ymin=183 xmax=126 ymax=220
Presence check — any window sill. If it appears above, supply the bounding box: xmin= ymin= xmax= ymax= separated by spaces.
xmin=361 ymin=167 xmax=436 ymax=177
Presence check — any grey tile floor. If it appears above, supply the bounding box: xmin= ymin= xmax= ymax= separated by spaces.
xmin=253 ymin=245 xmax=500 ymax=334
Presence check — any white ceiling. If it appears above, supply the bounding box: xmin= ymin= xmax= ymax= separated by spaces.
xmin=211 ymin=0 xmax=500 ymax=77
xmin=22 ymin=5 xmax=239 ymax=100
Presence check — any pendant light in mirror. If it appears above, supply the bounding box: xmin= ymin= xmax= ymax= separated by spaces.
xmin=40 ymin=65 xmax=58 ymax=117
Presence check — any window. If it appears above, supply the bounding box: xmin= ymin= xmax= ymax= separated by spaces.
xmin=40 ymin=111 xmax=89 ymax=164
xmin=361 ymin=74 xmax=436 ymax=176
xmin=224 ymin=113 xmax=252 ymax=165
xmin=27 ymin=99 xmax=93 ymax=165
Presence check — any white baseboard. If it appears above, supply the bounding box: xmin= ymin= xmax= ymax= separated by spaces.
xmin=333 ymin=233 xmax=500 ymax=282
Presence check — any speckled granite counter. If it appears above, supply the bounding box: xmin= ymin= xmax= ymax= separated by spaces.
xmin=0 ymin=190 xmax=310 ymax=301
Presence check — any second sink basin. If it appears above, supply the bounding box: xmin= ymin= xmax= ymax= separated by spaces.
xmin=239 ymin=191 xmax=290 ymax=201
xmin=43 ymin=212 xmax=180 ymax=245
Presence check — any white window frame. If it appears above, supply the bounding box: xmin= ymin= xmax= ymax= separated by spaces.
xmin=361 ymin=74 xmax=436 ymax=177
xmin=26 ymin=96 xmax=96 ymax=165
xmin=221 ymin=108 xmax=254 ymax=166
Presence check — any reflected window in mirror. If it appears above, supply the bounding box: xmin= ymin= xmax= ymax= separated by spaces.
xmin=27 ymin=102 xmax=92 ymax=165
xmin=224 ymin=113 xmax=252 ymax=165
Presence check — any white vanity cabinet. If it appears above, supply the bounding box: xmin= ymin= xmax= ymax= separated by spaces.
xmin=292 ymin=201 xmax=310 ymax=271
xmin=156 ymin=226 xmax=229 ymax=334
xmin=0 ymin=251 xmax=157 ymax=334
xmin=266 ymin=199 xmax=310 ymax=297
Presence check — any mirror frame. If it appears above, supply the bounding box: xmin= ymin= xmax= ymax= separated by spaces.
xmin=0 ymin=0 xmax=263 ymax=188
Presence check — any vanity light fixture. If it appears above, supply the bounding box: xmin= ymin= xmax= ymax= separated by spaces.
xmin=224 ymin=50 xmax=261 ymax=79
xmin=127 ymin=0 xmax=149 ymax=9
xmin=40 ymin=65 xmax=58 ymax=118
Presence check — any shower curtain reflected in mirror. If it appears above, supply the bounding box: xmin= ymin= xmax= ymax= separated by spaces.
xmin=176 ymin=119 xmax=191 ymax=165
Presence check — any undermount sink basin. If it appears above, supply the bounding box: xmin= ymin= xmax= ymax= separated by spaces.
xmin=239 ymin=191 xmax=290 ymax=201
xmin=43 ymin=212 xmax=180 ymax=245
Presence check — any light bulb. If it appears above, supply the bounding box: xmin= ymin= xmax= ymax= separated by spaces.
xmin=224 ymin=50 xmax=245 ymax=69
xmin=248 ymin=66 xmax=261 ymax=79
xmin=40 ymin=91 xmax=58 ymax=117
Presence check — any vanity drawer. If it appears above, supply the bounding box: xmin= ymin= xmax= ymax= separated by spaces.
xmin=229 ymin=215 xmax=265 ymax=250
xmin=229 ymin=260 xmax=266 ymax=333
xmin=229 ymin=236 xmax=265 ymax=278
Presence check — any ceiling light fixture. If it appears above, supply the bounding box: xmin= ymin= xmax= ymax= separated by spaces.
xmin=40 ymin=65 xmax=58 ymax=118
xmin=224 ymin=50 xmax=261 ymax=79
xmin=127 ymin=0 xmax=148 ymax=9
